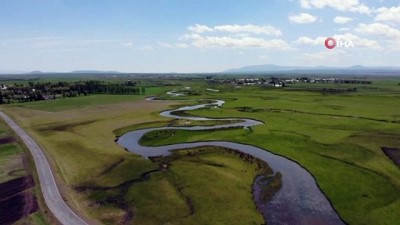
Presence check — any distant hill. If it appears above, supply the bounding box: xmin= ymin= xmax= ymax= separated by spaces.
xmin=223 ymin=64 xmax=400 ymax=75
xmin=29 ymin=71 xmax=44 ymax=74
xmin=70 ymin=70 xmax=120 ymax=74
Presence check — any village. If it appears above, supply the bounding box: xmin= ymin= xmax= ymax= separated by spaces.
xmin=205 ymin=76 xmax=372 ymax=87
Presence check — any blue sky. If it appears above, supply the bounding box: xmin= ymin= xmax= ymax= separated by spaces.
xmin=0 ymin=0 xmax=399 ymax=73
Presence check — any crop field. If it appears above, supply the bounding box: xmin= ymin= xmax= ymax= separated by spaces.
xmin=1 ymin=78 xmax=399 ymax=225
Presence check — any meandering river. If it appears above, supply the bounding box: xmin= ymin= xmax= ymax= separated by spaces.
xmin=117 ymin=99 xmax=345 ymax=225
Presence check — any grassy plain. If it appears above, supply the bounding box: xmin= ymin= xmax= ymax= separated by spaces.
xmin=1 ymin=95 xmax=170 ymax=224
xmin=139 ymin=81 xmax=400 ymax=225
xmin=1 ymin=78 xmax=399 ymax=225
xmin=84 ymin=146 xmax=268 ymax=225
xmin=0 ymin=123 xmax=25 ymax=183
xmin=1 ymin=92 xmax=266 ymax=224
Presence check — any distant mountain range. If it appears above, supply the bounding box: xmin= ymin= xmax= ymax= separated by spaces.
xmin=223 ymin=64 xmax=400 ymax=74
xmin=1 ymin=66 xmax=400 ymax=76
xmin=0 ymin=70 xmax=120 ymax=75
xmin=70 ymin=70 xmax=120 ymax=74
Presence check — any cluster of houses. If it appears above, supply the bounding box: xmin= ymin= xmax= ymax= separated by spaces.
xmin=205 ymin=76 xmax=372 ymax=87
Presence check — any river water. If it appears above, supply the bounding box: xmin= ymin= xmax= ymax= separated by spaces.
xmin=118 ymin=99 xmax=345 ymax=225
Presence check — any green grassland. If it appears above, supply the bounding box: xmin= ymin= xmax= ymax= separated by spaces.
xmin=82 ymin=147 xmax=269 ymax=225
xmin=140 ymin=128 xmax=250 ymax=146
xmin=135 ymin=82 xmax=400 ymax=225
xmin=114 ymin=119 xmax=242 ymax=137
xmin=13 ymin=95 xmax=143 ymax=112
xmin=1 ymin=94 xmax=215 ymax=224
xmin=0 ymin=94 xmax=271 ymax=224
xmin=1 ymin=78 xmax=399 ymax=225
xmin=0 ymin=123 xmax=25 ymax=183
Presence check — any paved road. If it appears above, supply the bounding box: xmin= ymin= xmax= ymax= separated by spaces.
xmin=0 ymin=111 xmax=88 ymax=225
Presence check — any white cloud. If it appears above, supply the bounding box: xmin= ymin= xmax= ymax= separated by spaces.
xmin=338 ymin=27 xmax=351 ymax=32
xmin=188 ymin=24 xmax=282 ymax=36
xmin=158 ymin=42 xmax=189 ymax=48
xmin=141 ymin=45 xmax=154 ymax=51
xmin=3 ymin=37 xmax=125 ymax=49
xmin=295 ymin=33 xmax=382 ymax=49
xmin=301 ymin=49 xmax=347 ymax=62
xmin=334 ymin=16 xmax=353 ymax=24
xmin=355 ymin=23 xmax=400 ymax=38
xmin=181 ymin=33 xmax=291 ymax=49
xmin=295 ymin=36 xmax=326 ymax=45
xmin=354 ymin=23 xmax=400 ymax=51
xmin=188 ymin=24 xmax=214 ymax=33
xmin=213 ymin=24 xmax=282 ymax=36
xmin=121 ymin=42 xmax=133 ymax=47
xmin=386 ymin=39 xmax=400 ymax=51
xmin=180 ymin=24 xmax=288 ymax=50
xmin=374 ymin=6 xmax=400 ymax=24
xmin=299 ymin=0 xmax=371 ymax=14
xmin=289 ymin=13 xmax=317 ymax=24
xmin=335 ymin=33 xmax=382 ymax=49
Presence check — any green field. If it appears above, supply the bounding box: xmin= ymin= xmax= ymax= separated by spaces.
xmin=141 ymin=83 xmax=400 ymax=225
xmin=0 ymin=123 xmax=25 ymax=183
xmin=80 ymin=146 xmax=270 ymax=225
xmin=13 ymin=95 xmax=143 ymax=112
xmin=1 ymin=78 xmax=399 ymax=225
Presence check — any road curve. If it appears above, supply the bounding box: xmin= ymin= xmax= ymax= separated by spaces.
xmin=0 ymin=111 xmax=88 ymax=225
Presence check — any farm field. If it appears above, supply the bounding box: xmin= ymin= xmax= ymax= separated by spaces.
xmin=0 ymin=78 xmax=399 ymax=225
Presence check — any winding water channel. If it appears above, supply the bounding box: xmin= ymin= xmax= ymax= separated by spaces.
xmin=117 ymin=99 xmax=345 ymax=225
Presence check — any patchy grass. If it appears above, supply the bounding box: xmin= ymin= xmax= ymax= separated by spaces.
xmin=13 ymin=94 xmax=143 ymax=112
xmin=113 ymin=119 xmax=242 ymax=137
xmin=2 ymin=79 xmax=400 ymax=225
xmin=140 ymin=127 xmax=249 ymax=146
xmin=151 ymin=84 xmax=400 ymax=225
xmin=81 ymin=146 xmax=270 ymax=225
xmin=0 ymin=144 xmax=25 ymax=183
xmin=0 ymin=96 xmax=183 ymax=223
xmin=0 ymin=121 xmax=50 ymax=225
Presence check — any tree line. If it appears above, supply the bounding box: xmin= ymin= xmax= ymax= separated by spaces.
xmin=0 ymin=80 xmax=146 ymax=104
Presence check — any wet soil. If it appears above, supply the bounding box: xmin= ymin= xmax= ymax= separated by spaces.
xmin=381 ymin=147 xmax=400 ymax=167
xmin=0 ymin=176 xmax=38 ymax=225
xmin=0 ymin=137 xmax=16 ymax=145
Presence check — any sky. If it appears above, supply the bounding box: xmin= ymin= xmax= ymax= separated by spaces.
xmin=0 ymin=0 xmax=399 ymax=73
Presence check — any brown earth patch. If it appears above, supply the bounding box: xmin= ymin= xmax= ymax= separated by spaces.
xmin=98 ymin=158 xmax=125 ymax=176
xmin=34 ymin=120 xmax=97 ymax=133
